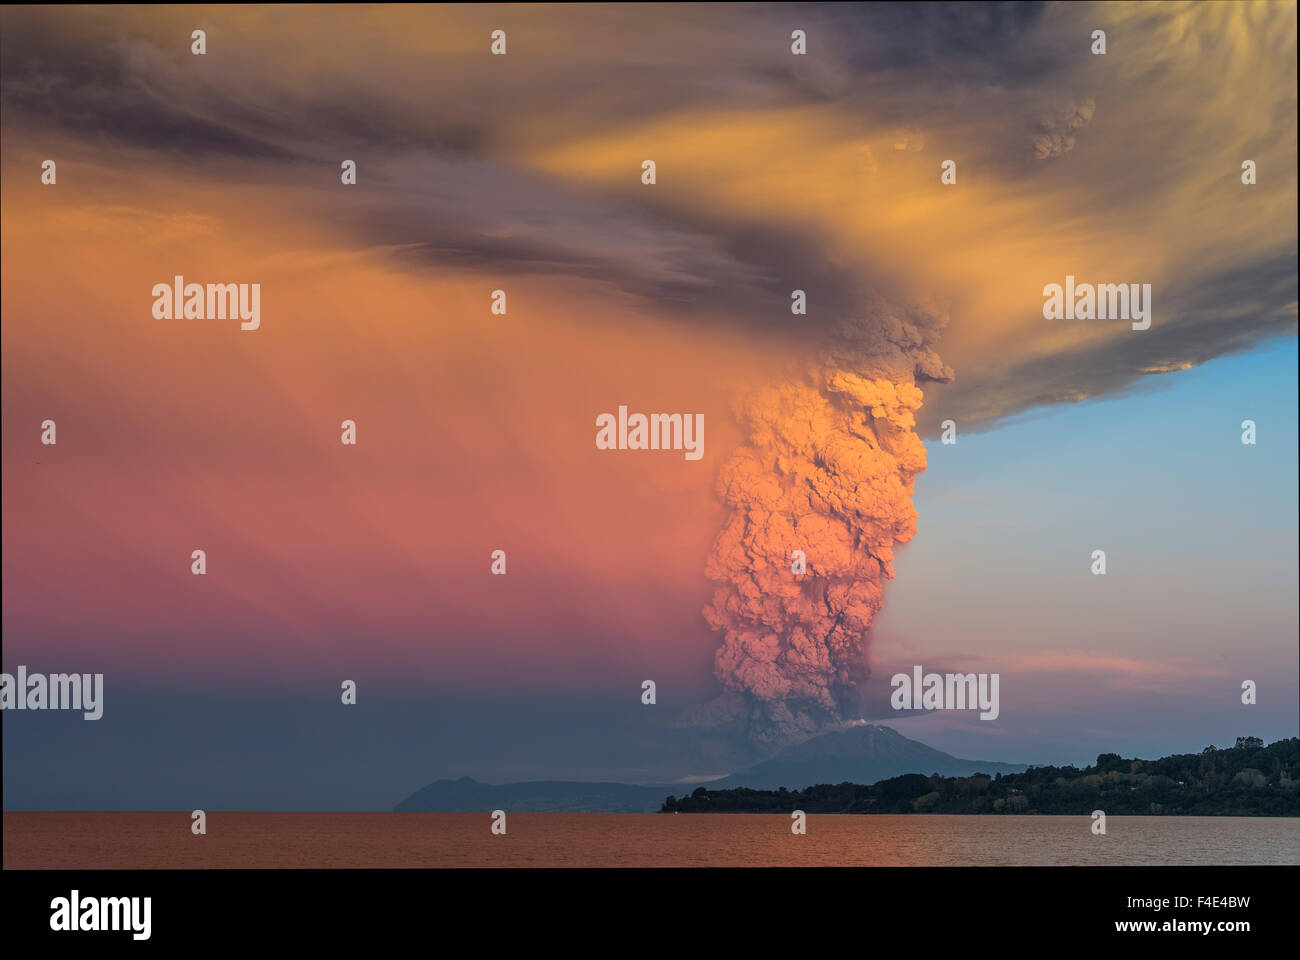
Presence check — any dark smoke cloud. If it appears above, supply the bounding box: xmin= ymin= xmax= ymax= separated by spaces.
xmin=2 ymin=3 xmax=1291 ymax=434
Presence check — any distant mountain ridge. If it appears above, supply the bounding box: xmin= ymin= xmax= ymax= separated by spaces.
xmin=394 ymin=724 xmax=1026 ymax=811
xmin=394 ymin=776 xmax=667 ymax=813
xmin=666 ymin=736 xmax=1300 ymax=816
xmin=707 ymin=723 xmax=1027 ymax=790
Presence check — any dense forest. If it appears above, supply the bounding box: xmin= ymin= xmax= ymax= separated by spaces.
xmin=661 ymin=737 xmax=1300 ymax=815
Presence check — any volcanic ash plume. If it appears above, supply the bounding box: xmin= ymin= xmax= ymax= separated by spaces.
xmin=703 ymin=313 xmax=950 ymax=750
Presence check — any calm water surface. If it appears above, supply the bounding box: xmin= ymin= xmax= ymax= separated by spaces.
xmin=5 ymin=813 xmax=1297 ymax=868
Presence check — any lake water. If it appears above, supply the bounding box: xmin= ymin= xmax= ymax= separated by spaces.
xmin=5 ymin=812 xmax=1298 ymax=868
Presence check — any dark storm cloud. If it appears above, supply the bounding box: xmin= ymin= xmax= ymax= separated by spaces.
xmin=2 ymin=2 xmax=1295 ymax=431
xmin=932 ymin=251 xmax=1300 ymax=430
xmin=813 ymin=1 xmax=1057 ymax=82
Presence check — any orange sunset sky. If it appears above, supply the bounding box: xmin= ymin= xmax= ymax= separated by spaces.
xmin=2 ymin=2 xmax=1296 ymax=803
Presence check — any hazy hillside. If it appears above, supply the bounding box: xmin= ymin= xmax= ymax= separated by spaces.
xmin=707 ymin=724 xmax=1028 ymax=790
xmin=394 ymin=776 xmax=667 ymax=813
xmin=395 ymin=724 xmax=1028 ymax=811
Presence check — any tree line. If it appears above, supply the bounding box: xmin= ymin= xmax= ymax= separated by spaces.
xmin=661 ymin=737 xmax=1299 ymax=815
